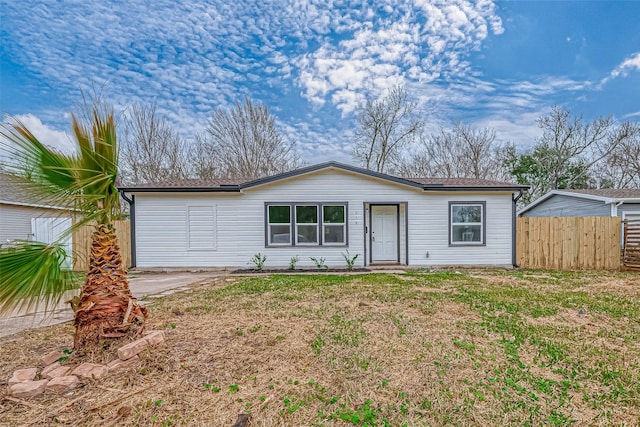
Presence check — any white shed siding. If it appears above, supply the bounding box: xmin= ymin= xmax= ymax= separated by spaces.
xmin=133 ymin=169 xmax=515 ymax=268
xmin=0 ymin=203 xmax=67 ymax=243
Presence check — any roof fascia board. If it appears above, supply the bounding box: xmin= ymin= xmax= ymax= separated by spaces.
xmin=118 ymin=187 xmax=241 ymax=193
xmin=519 ymin=190 xmax=611 ymax=215
xmin=421 ymin=186 xmax=527 ymax=192
xmin=550 ymin=190 xmax=614 ymax=203
xmin=0 ymin=199 xmax=72 ymax=211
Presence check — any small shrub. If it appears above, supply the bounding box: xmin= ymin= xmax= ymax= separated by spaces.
xmin=310 ymin=256 xmax=328 ymax=270
xmin=288 ymin=255 xmax=299 ymax=270
xmin=342 ymin=250 xmax=359 ymax=271
xmin=248 ymin=253 xmax=267 ymax=271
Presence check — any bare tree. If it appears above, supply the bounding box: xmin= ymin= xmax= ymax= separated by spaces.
xmin=353 ymin=85 xmax=423 ymax=174
xmin=534 ymin=106 xmax=633 ymax=190
xmin=119 ymin=102 xmax=189 ymax=184
xmin=188 ymin=133 xmax=219 ymax=180
xmin=596 ymin=123 xmax=640 ymax=188
xmin=505 ymin=107 xmax=638 ymax=203
xmin=203 ymin=96 xmax=301 ymax=179
xmin=400 ymin=122 xmax=512 ymax=181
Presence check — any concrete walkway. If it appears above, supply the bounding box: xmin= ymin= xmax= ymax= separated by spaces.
xmin=0 ymin=272 xmax=221 ymax=341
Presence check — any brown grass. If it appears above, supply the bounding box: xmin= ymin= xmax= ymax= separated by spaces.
xmin=1 ymin=270 xmax=639 ymax=426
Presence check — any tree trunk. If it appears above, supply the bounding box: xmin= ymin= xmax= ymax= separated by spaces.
xmin=73 ymin=223 xmax=147 ymax=351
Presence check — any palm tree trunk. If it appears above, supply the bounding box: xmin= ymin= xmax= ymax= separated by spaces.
xmin=73 ymin=223 xmax=147 ymax=351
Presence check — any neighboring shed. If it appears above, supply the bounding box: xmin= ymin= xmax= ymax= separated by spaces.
xmin=0 ymin=173 xmax=73 ymax=260
xmin=518 ymin=189 xmax=640 ymax=222
xmin=119 ymin=161 xmax=527 ymax=269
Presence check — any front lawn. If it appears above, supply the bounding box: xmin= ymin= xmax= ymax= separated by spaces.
xmin=1 ymin=270 xmax=639 ymax=426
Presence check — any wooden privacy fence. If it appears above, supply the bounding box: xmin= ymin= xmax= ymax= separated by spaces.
xmin=517 ymin=217 xmax=621 ymax=270
xmin=623 ymin=218 xmax=640 ymax=270
xmin=72 ymin=220 xmax=131 ymax=271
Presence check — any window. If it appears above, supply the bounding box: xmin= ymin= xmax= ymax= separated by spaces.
xmin=296 ymin=205 xmax=318 ymax=244
xmin=449 ymin=202 xmax=485 ymax=245
xmin=266 ymin=203 xmax=347 ymax=246
xmin=323 ymin=205 xmax=346 ymax=245
xmin=268 ymin=205 xmax=291 ymax=245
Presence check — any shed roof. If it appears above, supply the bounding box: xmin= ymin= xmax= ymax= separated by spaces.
xmin=0 ymin=173 xmax=70 ymax=210
xmin=519 ymin=188 xmax=640 ymax=215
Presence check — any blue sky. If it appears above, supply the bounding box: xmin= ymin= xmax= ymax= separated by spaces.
xmin=1 ymin=0 xmax=639 ymax=162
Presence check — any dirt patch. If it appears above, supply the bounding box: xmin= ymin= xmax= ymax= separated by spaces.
xmin=524 ymin=307 xmax=601 ymax=333
xmin=573 ymin=277 xmax=640 ymax=298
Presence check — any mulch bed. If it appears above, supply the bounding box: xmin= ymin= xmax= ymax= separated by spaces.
xmin=231 ymin=268 xmax=371 ymax=274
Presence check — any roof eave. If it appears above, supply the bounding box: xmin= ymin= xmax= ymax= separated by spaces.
xmin=239 ymin=161 xmax=425 ymax=190
xmin=118 ymin=187 xmax=241 ymax=193
xmin=422 ymin=186 xmax=528 ymax=192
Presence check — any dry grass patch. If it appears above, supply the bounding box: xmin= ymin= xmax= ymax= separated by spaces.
xmin=1 ymin=271 xmax=639 ymax=426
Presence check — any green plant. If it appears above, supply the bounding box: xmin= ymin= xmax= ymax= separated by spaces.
xmin=310 ymin=256 xmax=329 ymax=270
xmin=0 ymin=102 xmax=147 ymax=351
xmin=248 ymin=253 xmax=267 ymax=271
xmin=342 ymin=250 xmax=359 ymax=271
xmin=288 ymin=256 xmax=299 ymax=270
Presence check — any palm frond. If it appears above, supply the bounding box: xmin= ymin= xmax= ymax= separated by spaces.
xmin=1 ymin=107 xmax=122 ymax=224
xmin=0 ymin=241 xmax=77 ymax=315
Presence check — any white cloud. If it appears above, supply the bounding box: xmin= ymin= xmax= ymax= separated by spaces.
xmin=11 ymin=114 xmax=74 ymax=153
xmin=601 ymin=52 xmax=640 ymax=86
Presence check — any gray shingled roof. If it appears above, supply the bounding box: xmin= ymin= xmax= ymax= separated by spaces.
xmin=559 ymin=188 xmax=640 ymax=200
xmin=119 ymin=162 xmax=527 ymax=191
xmin=0 ymin=173 xmax=68 ymax=209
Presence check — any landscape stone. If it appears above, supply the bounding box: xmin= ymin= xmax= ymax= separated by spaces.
xmin=40 ymin=350 xmax=64 ymax=366
xmin=9 ymin=379 xmax=49 ymax=398
xmin=8 ymin=367 xmax=37 ymax=385
xmin=107 ymin=355 xmax=140 ymax=372
xmin=117 ymin=337 xmax=149 ymax=360
xmin=143 ymin=331 xmax=165 ymax=346
xmin=43 ymin=365 xmax=72 ymax=380
xmin=72 ymin=363 xmax=108 ymax=380
xmin=41 ymin=362 xmax=61 ymax=377
xmin=46 ymin=376 xmax=80 ymax=394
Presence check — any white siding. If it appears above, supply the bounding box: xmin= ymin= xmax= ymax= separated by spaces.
xmin=0 ymin=203 xmax=68 ymax=243
xmin=133 ymin=169 xmax=515 ymax=268
xmin=187 ymin=205 xmax=216 ymax=250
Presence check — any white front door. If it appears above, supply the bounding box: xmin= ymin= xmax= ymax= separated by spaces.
xmin=371 ymin=205 xmax=398 ymax=262
xmin=32 ymin=217 xmax=73 ymax=269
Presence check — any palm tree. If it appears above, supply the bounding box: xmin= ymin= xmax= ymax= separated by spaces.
xmin=0 ymin=103 xmax=146 ymax=352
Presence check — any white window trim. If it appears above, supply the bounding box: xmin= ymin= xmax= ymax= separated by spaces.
xmin=267 ymin=205 xmax=292 ymax=246
xmin=295 ymin=205 xmax=319 ymax=245
xmin=449 ymin=202 xmax=485 ymax=246
xmin=322 ymin=205 xmax=347 ymax=245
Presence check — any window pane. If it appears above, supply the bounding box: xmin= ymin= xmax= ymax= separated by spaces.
xmin=296 ymin=205 xmax=317 ymax=224
xmin=452 ymin=205 xmax=482 ymax=223
xmin=270 ymin=225 xmax=291 ymax=244
xmin=297 ymin=225 xmax=318 ymax=244
xmin=452 ymin=225 xmax=482 ymax=242
xmin=269 ymin=205 xmax=290 ymax=223
xmin=323 ymin=205 xmax=345 ymax=223
xmin=324 ymin=225 xmax=345 ymax=243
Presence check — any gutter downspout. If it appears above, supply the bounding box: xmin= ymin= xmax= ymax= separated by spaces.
xmin=119 ymin=190 xmax=136 ymax=269
xmin=612 ymin=200 xmax=623 ymax=217
xmin=512 ymin=190 xmax=524 ymax=267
